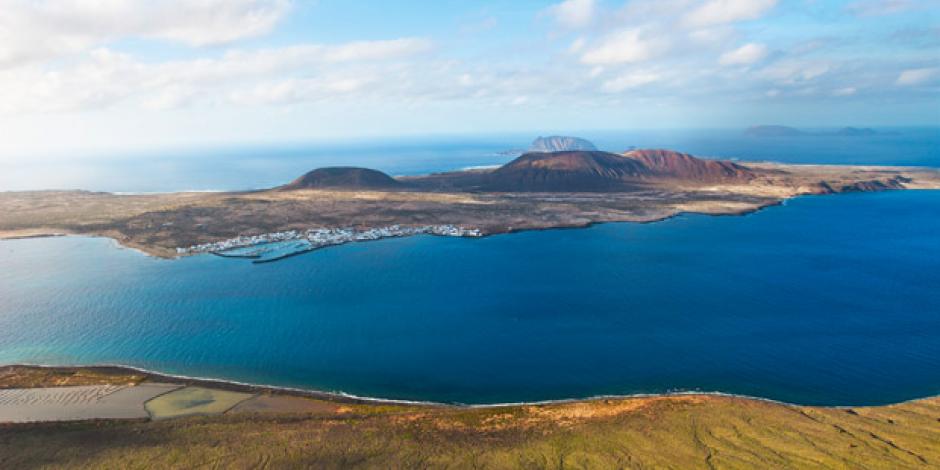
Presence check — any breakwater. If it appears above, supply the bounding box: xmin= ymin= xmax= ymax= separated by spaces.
xmin=176 ymin=225 xmax=483 ymax=261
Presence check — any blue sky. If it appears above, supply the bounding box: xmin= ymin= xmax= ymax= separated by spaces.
xmin=0 ymin=0 xmax=937 ymax=158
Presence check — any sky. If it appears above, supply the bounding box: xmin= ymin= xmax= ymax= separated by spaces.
xmin=0 ymin=0 xmax=938 ymax=159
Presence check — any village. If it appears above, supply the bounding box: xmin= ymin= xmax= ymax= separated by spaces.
xmin=176 ymin=224 xmax=483 ymax=258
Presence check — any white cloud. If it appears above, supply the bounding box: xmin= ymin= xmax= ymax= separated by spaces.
xmin=326 ymin=39 xmax=433 ymax=62
xmin=687 ymin=26 xmax=737 ymax=46
xmin=896 ymin=67 xmax=939 ymax=85
xmin=0 ymin=38 xmax=433 ymax=112
xmin=229 ymin=77 xmax=376 ymax=106
xmin=580 ymin=29 xmax=670 ymax=65
xmin=142 ymin=84 xmax=199 ymax=110
xmin=459 ymin=15 xmax=498 ymax=35
xmin=682 ymin=0 xmax=778 ymax=28
xmin=0 ymin=0 xmax=932 ymax=148
xmin=847 ymin=0 xmax=919 ymax=17
xmin=548 ymin=0 xmax=596 ymax=29
xmin=719 ymin=43 xmax=768 ymax=65
xmin=0 ymin=0 xmax=290 ymax=67
xmin=602 ymin=71 xmax=660 ymax=92
xmin=568 ymin=37 xmax=587 ymax=53
xmin=759 ymin=60 xmax=830 ymax=84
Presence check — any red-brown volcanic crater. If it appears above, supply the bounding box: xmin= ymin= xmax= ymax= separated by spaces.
xmin=478 ymin=149 xmax=755 ymax=192
xmin=622 ymin=149 xmax=755 ymax=182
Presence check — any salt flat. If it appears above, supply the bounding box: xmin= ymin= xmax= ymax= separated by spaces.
xmin=0 ymin=383 xmax=181 ymax=423
xmin=145 ymin=387 xmax=254 ymax=420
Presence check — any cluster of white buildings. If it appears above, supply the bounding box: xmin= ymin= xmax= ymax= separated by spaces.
xmin=176 ymin=231 xmax=300 ymax=255
xmin=176 ymin=224 xmax=482 ymax=256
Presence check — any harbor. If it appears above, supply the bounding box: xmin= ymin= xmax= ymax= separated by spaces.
xmin=176 ymin=225 xmax=483 ymax=263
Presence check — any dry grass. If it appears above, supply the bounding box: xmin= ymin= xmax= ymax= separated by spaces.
xmin=1 ymin=393 xmax=938 ymax=469
xmin=1 ymin=367 xmax=939 ymax=469
xmin=0 ymin=366 xmax=145 ymax=389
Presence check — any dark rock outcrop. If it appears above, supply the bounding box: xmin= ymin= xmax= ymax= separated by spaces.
xmin=840 ymin=177 xmax=908 ymax=192
xmin=623 ymin=149 xmax=755 ymax=182
xmin=483 ymin=151 xmax=647 ymax=191
xmin=813 ymin=176 xmax=910 ymax=194
xmin=480 ymin=149 xmax=753 ymax=192
xmin=280 ymin=167 xmax=404 ymax=191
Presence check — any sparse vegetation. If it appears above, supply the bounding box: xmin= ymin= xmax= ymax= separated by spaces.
xmin=1 ymin=366 xmax=939 ymax=469
xmin=2 ymin=161 xmax=938 ymax=258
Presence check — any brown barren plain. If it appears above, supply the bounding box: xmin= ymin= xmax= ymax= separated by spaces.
xmin=2 ymin=158 xmax=938 ymax=258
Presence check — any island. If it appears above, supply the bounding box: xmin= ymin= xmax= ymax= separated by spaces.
xmin=745 ymin=125 xmax=884 ymax=137
xmin=2 ymin=142 xmax=939 ymax=259
xmin=529 ymin=135 xmax=598 ymax=152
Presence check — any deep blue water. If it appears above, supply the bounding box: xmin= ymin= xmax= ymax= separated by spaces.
xmin=1 ymin=190 xmax=939 ymax=406
xmin=4 ymin=127 xmax=938 ymax=192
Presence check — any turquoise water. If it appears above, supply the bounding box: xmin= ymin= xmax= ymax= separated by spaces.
xmin=2 ymin=191 xmax=939 ymax=405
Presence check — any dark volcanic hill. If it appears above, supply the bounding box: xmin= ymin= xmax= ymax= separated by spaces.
xmin=281 ymin=167 xmax=404 ymax=191
xmin=285 ymin=149 xmax=756 ymax=193
xmin=480 ymin=149 xmax=753 ymax=192
xmin=484 ymin=151 xmax=648 ymax=191
xmin=623 ymin=149 xmax=755 ymax=182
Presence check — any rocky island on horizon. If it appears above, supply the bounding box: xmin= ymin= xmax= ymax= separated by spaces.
xmin=745 ymin=125 xmax=886 ymax=137
xmin=529 ymin=135 xmax=598 ymax=152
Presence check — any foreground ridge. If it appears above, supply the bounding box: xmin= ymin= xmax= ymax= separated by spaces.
xmin=1 ymin=365 xmax=938 ymax=469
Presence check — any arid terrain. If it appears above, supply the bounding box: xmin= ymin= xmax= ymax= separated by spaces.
xmin=1 ymin=366 xmax=939 ymax=469
xmin=3 ymin=150 xmax=940 ymax=468
xmin=2 ymin=149 xmax=938 ymax=257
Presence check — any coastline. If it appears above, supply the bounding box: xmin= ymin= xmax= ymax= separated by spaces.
xmin=4 ymin=363 xmax=937 ymax=410
xmin=4 ymin=189 xmax=940 ymax=466
xmin=2 ymin=159 xmax=939 ymax=260
xmin=3 ymin=191 xmax=938 ymax=409
xmin=0 ymin=188 xmax=925 ymax=262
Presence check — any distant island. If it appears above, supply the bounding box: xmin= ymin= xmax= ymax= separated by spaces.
xmin=1 ymin=140 xmax=938 ymax=259
xmin=496 ymin=135 xmax=599 ymax=157
xmin=745 ymin=125 xmax=885 ymax=137
xmin=529 ymin=135 xmax=598 ymax=152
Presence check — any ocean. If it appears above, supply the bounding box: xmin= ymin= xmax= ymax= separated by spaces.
xmin=1 ymin=190 xmax=939 ymax=406
xmin=2 ymin=127 xmax=938 ymax=192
